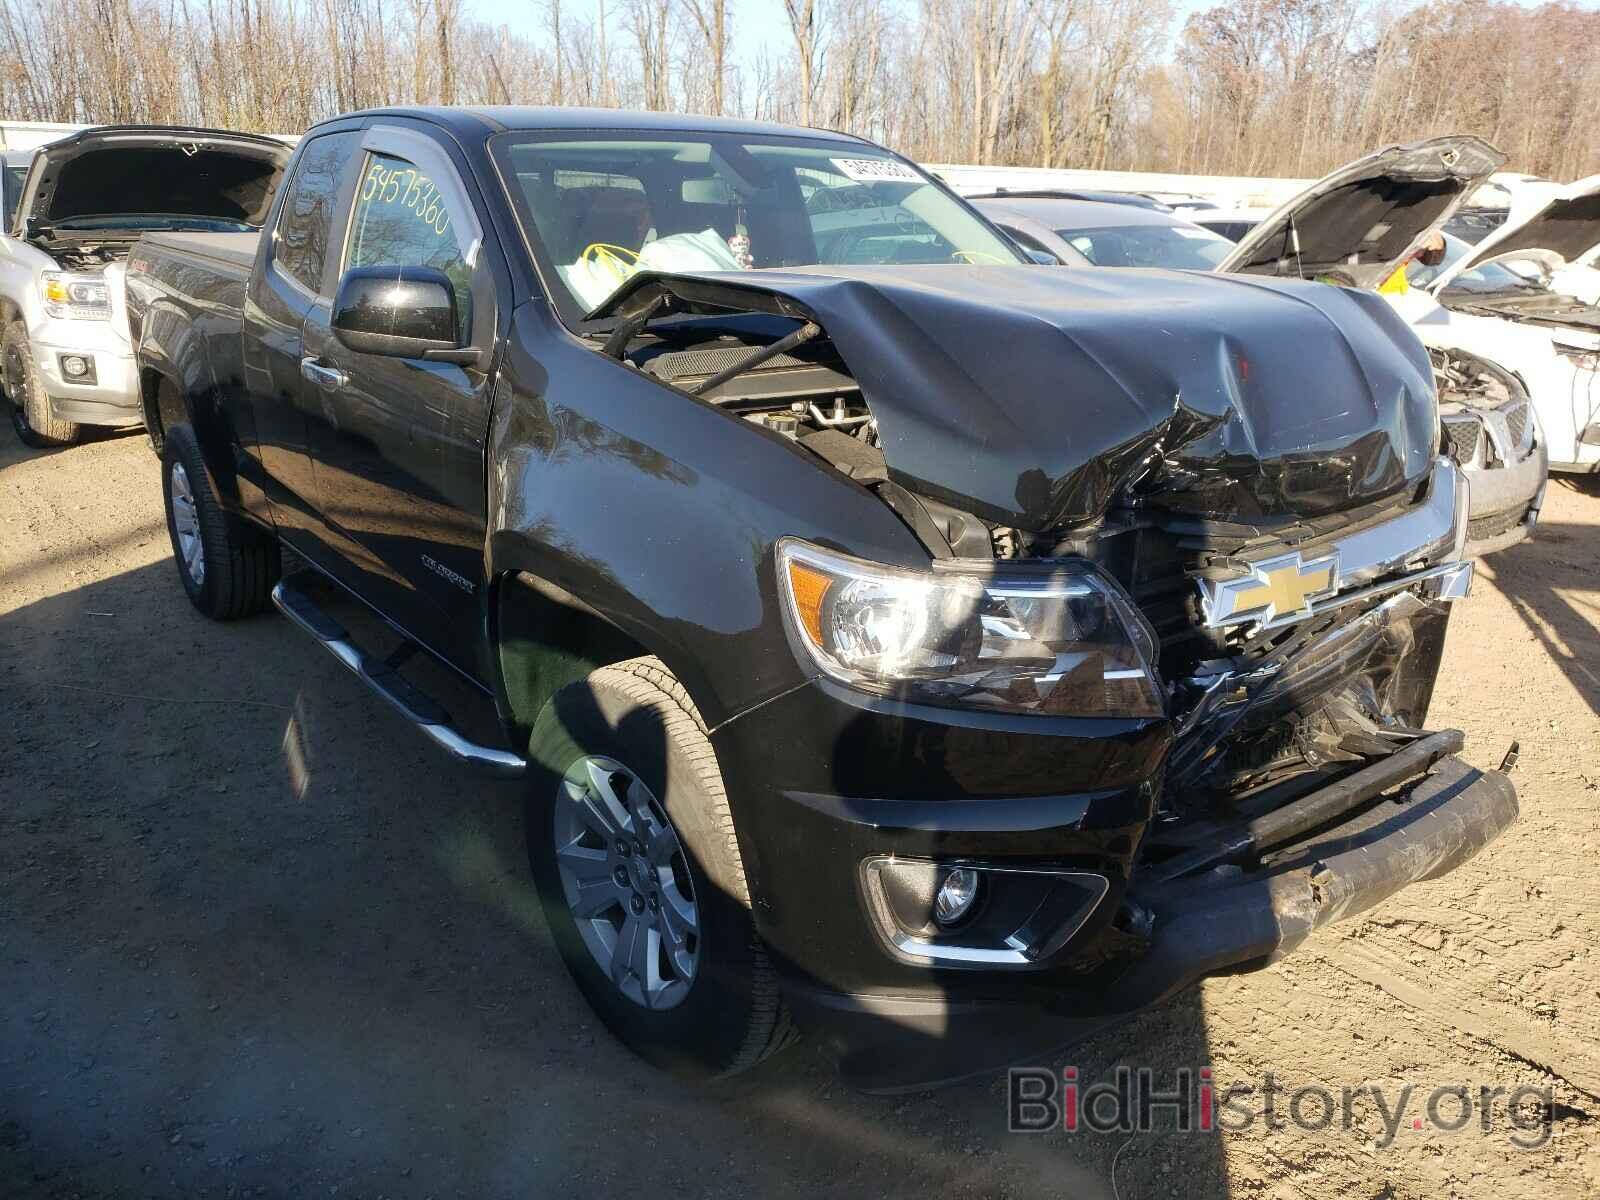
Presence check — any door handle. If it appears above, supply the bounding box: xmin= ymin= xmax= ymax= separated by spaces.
xmin=300 ymin=357 xmax=348 ymax=390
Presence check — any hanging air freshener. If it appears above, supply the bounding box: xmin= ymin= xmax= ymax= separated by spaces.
xmin=728 ymin=206 xmax=754 ymax=269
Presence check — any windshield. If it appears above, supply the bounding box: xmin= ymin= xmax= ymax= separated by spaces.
xmin=1055 ymin=222 xmax=1234 ymax=270
xmin=491 ymin=132 xmax=1021 ymax=324
xmin=1406 ymin=231 xmax=1547 ymax=294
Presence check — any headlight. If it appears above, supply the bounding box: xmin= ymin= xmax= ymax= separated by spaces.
xmin=41 ymin=271 xmax=110 ymax=320
xmin=777 ymin=538 xmax=1164 ymax=718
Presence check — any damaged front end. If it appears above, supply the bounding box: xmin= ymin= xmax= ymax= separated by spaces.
xmin=1430 ymin=346 xmax=1547 ymax=554
xmin=587 ymin=265 xmax=1515 ymax=1057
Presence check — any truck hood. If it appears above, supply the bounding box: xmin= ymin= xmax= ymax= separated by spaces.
xmin=592 ymin=265 xmax=1439 ymax=530
xmin=1432 ymin=173 xmax=1600 ymax=292
xmin=1216 ymin=136 xmax=1504 ymax=289
xmin=14 ymin=125 xmax=292 ymax=242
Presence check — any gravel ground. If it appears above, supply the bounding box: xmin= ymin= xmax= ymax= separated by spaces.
xmin=3 ymin=429 xmax=1599 ymax=1199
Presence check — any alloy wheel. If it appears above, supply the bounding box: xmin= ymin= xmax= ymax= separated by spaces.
xmin=553 ymin=755 xmax=700 ymax=1010
xmin=168 ymin=461 xmax=205 ymax=586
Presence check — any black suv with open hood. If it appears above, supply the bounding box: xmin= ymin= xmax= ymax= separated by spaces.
xmin=123 ymin=107 xmax=1516 ymax=1088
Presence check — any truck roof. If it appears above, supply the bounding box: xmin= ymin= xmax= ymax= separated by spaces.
xmin=318 ymin=106 xmax=871 ymax=145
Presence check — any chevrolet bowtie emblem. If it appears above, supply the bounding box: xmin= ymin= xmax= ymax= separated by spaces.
xmin=1201 ymin=550 xmax=1340 ymax=630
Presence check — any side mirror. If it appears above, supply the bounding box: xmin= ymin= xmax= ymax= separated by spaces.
xmin=1025 ymin=248 xmax=1062 ymax=266
xmin=332 ymin=265 xmax=477 ymax=363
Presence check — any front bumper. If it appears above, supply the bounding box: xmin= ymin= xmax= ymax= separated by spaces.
xmin=1461 ymin=437 xmax=1547 ymax=557
xmin=30 ymin=330 xmax=140 ymax=428
xmin=784 ymin=753 xmax=1516 ymax=1090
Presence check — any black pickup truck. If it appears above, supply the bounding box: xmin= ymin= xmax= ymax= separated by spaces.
xmin=125 ymin=107 xmax=1516 ymax=1088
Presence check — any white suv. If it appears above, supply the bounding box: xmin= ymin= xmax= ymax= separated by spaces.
xmin=0 ymin=126 xmax=288 ymax=447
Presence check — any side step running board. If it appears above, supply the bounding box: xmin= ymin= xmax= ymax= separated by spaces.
xmin=271 ymin=577 xmax=527 ymax=778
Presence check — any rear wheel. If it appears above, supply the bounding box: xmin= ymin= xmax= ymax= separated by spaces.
xmin=4 ymin=323 xmax=80 ymax=447
xmin=161 ymin=423 xmax=280 ymax=619
xmin=526 ymin=657 xmax=792 ymax=1078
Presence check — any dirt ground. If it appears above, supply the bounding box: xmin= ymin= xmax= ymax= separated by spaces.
xmin=3 ymin=429 xmax=1599 ymax=1199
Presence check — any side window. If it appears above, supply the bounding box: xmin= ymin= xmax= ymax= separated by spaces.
xmin=273 ymin=131 xmax=359 ymax=294
xmin=346 ymin=151 xmax=475 ymax=340
xmin=2 ymin=163 xmax=28 ymax=231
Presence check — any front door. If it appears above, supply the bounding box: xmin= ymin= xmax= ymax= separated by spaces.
xmin=301 ymin=127 xmax=499 ymax=676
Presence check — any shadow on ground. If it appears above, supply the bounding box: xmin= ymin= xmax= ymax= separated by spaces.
xmin=0 ymin=556 xmax=1225 ymax=1198
xmin=1478 ymin=512 xmax=1600 ymax=719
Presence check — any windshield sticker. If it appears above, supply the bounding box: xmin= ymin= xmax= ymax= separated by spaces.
xmin=829 ymin=157 xmax=922 ymax=184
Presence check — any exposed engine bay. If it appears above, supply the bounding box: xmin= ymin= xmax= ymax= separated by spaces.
xmin=613 ymin=277 xmax=1472 ymax=860
xmin=43 ymin=243 xmax=126 ymax=271
xmin=1430 ymin=346 xmax=1537 ymax=470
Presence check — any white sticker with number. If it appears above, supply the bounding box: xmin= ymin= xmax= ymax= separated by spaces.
xmin=830 ymin=157 xmax=923 ymax=184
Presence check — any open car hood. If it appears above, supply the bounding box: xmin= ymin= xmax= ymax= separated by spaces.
xmin=1432 ymin=173 xmax=1600 ymax=292
xmin=591 ymin=265 xmax=1439 ymax=531
xmin=14 ymin=125 xmax=292 ymax=241
xmin=1216 ymin=136 xmax=1504 ymax=288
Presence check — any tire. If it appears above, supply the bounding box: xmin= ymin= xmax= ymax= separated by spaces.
xmin=4 ymin=322 xmax=80 ymax=447
xmin=526 ymin=656 xmax=792 ymax=1078
xmin=161 ymin=423 xmax=280 ymax=620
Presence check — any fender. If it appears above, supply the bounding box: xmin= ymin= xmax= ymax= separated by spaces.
xmin=482 ymin=302 xmax=928 ymax=732
xmin=134 ymin=287 xmax=253 ymax=522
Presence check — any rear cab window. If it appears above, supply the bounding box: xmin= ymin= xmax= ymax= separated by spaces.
xmin=273 ymin=131 xmax=363 ymax=295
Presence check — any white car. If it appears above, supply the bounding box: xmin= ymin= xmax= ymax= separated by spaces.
xmin=1385 ymin=174 xmax=1600 ymax=479
xmin=1 ymin=126 xmax=289 ymax=447
xmin=1217 ymin=137 xmax=1566 ymax=552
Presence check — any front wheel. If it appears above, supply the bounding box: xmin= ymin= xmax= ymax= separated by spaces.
xmin=526 ymin=657 xmax=792 ymax=1078
xmin=4 ymin=323 xmax=80 ymax=447
xmin=161 ymin=423 xmax=280 ymax=619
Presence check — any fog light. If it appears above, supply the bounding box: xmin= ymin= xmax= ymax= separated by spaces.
xmin=60 ymin=354 xmax=90 ymax=379
xmin=933 ymin=867 xmax=980 ymax=926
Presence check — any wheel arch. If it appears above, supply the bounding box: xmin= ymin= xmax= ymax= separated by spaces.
xmin=488 ymin=565 xmax=684 ymax=753
xmin=139 ymin=365 xmax=186 ymax=451
xmin=136 ymin=305 xmax=248 ymax=515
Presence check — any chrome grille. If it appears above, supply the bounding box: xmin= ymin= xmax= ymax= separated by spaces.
xmin=1442 ymin=416 xmax=1483 ymax=465
xmin=1503 ymin=401 xmax=1531 ymax=454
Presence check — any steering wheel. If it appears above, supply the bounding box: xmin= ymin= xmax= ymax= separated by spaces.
xmin=581 ymin=243 xmax=640 ymax=287
xmin=950 ymin=249 xmax=1010 ymax=265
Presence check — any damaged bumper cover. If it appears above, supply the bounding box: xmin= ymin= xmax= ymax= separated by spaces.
xmin=791 ymin=748 xmax=1516 ymax=1091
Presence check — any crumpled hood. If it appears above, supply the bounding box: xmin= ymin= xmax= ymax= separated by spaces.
xmin=593 ymin=264 xmax=1440 ymax=530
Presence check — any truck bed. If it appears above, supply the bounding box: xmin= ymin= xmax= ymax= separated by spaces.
xmin=138 ymin=230 xmax=259 ymax=276
xmin=125 ymin=230 xmax=263 ymax=416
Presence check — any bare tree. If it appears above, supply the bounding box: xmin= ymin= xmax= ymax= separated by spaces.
xmin=782 ymin=0 xmax=822 ymax=126
xmin=0 ymin=0 xmax=1592 ymax=182
xmin=680 ymin=0 xmax=728 ymax=115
